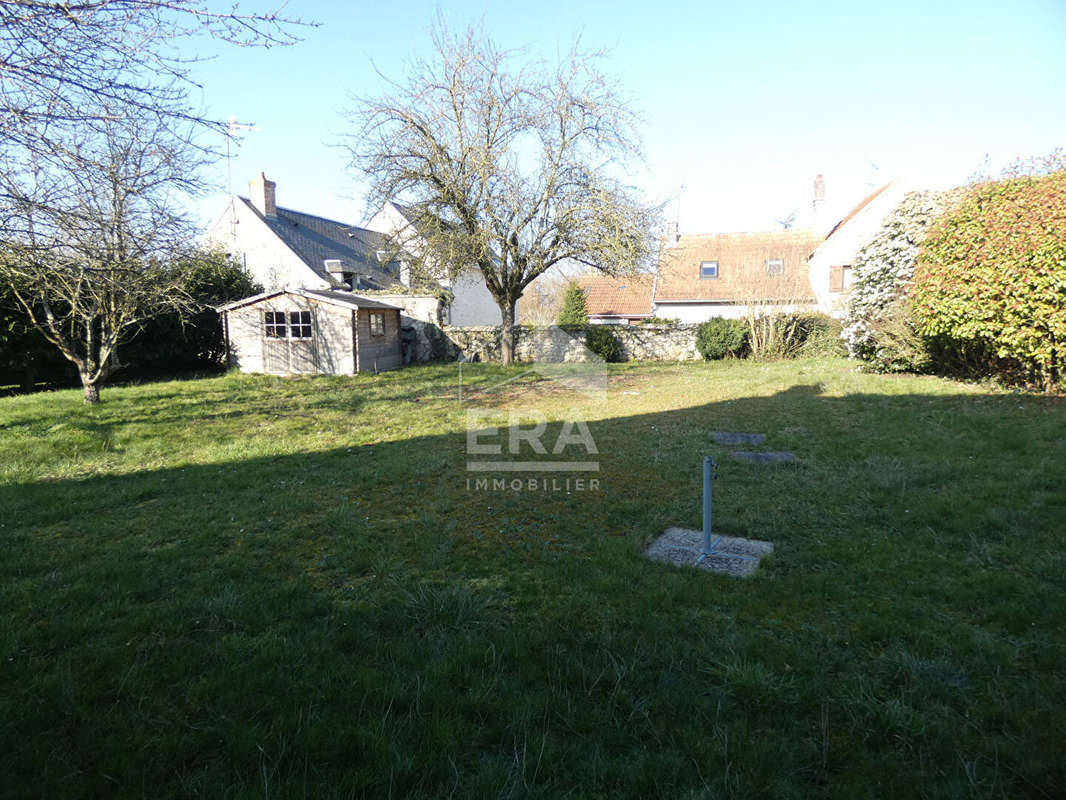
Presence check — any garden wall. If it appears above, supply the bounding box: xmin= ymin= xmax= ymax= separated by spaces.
xmin=413 ymin=324 xmax=702 ymax=363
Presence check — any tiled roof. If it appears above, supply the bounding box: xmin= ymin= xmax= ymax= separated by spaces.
xmin=824 ymin=183 xmax=893 ymax=240
xmin=239 ymin=197 xmax=402 ymax=290
xmin=576 ymin=273 xmax=655 ymax=317
xmin=654 ymin=230 xmax=822 ymax=303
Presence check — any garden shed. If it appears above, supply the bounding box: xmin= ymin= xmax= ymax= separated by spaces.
xmin=218 ymin=289 xmax=403 ymax=375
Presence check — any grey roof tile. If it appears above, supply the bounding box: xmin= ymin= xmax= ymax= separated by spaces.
xmin=239 ymin=197 xmax=402 ymax=290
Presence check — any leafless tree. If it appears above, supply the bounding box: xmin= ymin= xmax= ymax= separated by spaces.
xmin=343 ymin=21 xmax=659 ymax=363
xmin=0 ymin=1 xmax=304 ymax=152
xmin=1 ymin=106 xmax=205 ymax=402
xmin=0 ymin=0 xmax=306 ymax=401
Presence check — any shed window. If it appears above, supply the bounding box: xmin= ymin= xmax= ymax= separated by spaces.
xmin=289 ymin=311 xmax=312 ymax=339
xmin=264 ymin=311 xmax=287 ymax=338
xmin=369 ymin=312 xmax=385 ymax=337
xmin=766 ymin=258 xmax=784 ymax=275
xmin=700 ymin=261 xmax=719 ymax=279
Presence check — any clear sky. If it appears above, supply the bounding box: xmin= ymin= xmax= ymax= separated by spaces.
xmin=192 ymin=0 xmax=1066 ymax=235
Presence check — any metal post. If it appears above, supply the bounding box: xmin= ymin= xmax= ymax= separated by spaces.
xmin=702 ymin=455 xmax=714 ymax=556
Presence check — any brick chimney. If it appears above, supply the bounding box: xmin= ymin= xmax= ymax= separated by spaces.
xmin=249 ymin=171 xmax=277 ymax=218
xmin=812 ymin=174 xmax=826 ymax=231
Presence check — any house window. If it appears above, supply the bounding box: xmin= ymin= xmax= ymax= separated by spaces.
xmin=766 ymin=258 xmax=784 ymax=275
xmin=289 ymin=311 xmax=312 ymax=339
xmin=264 ymin=311 xmax=287 ymax=338
xmin=829 ymin=265 xmax=844 ymax=292
xmin=700 ymin=261 xmax=719 ymax=279
xmin=369 ymin=312 xmax=385 ymax=336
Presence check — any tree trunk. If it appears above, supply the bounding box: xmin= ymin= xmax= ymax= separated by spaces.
xmin=80 ymin=372 xmax=100 ymax=404
xmin=500 ymin=298 xmax=517 ymax=365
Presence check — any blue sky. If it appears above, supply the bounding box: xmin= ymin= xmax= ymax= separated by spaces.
xmin=193 ymin=0 xmax=1066 ymax=234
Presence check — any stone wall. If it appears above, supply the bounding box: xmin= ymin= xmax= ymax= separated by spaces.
xmin=414 ymin=324 xmax=703 ymax=363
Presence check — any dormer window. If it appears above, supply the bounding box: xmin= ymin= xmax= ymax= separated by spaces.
xmin=700 ymin=261 xmax=719 ymax=279
xmin=766 ymin=258 xmax=784 ymax=275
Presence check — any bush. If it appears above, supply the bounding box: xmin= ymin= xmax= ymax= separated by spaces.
xmin=555 ymin=282 xmax=589 ymax=327
xmin=122 ymin=248 xmax=261 ymax=377
xmin=585 ymin=325 xmax=622 ymax=362
xmin=913 ymin=170 xmax=1066 ymax=390
xmin=792 ymin=313 xmax=846 ymax=357
xmin=842 ymin=188 xmax=966 ymax=363
xmin=696 ymin=318 xmax=747 ymax=360
xmin=862 ymin=298 xmax=932 ymax=373
xmin=0 ymin=286 xmax=71 ymax=390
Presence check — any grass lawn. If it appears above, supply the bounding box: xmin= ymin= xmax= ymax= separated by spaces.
xmin=1 ymin=358 xmax=1064 ymax=798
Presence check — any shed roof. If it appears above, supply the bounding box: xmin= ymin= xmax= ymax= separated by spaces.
xmin=216 ymin=288 xmax=403 ymax=313
xmin=655 ymin=230 xmax=821 ymax=303
xmin=576 ymin=273 xmax=655 ymax=317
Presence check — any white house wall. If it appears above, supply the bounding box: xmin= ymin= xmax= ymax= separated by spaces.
xmin=365 ymin=202 xmax=507 ymax=325
xmin=809 ymin=182 xmax=909 ymax=317
xmin=206 ymin=199 xmax=330 ymax=292
xmin=654 ymin=302 xmax=816 ymax=323
xmin=448 ymin=269 xmax=503 ymax=325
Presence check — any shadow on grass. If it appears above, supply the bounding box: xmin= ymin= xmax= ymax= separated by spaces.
xmin=1 ymin=383 xmax=1065 ymax=798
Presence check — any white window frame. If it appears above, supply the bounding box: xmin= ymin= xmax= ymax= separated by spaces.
xmin=288 ymin=310 xmax=312 ymax=339
xmin=369 ymin=311 xmax=385 ymax=337
xmin=699 ymin=260 xmax=719 ymax=279
xmin=766 ymin=258 xmax=784 ymax=275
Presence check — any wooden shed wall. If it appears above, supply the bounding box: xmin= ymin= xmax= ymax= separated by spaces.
xmin=226 ymin=296 xmax=356 ymax=375
xmin=355 ymin=308 xmax=402 ymax=372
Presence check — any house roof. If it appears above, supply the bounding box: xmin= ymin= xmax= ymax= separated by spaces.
xmin=576 ymin=273 xmax=655 ymax=317
xmin=654 ymin=230 xmax=822 ymax=303
xmin=823 ymin=183 xmax=893 ymax=240
xmin=216 ymin=288 xmax=403 ymax=313
xmin=238 ymin=197 xmax=401 ymax=290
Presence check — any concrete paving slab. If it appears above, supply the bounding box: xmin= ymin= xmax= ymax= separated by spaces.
xmin=711 ymin=432 xmax=766 ymax=446
xmin=731 ymin=451 xmax=797 ymax=463
xmin=645 ymin=526 xmax=773 ymax=577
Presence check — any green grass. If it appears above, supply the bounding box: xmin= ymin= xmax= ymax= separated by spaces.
xmin=1 ymin=359 xmax=1064 ymax=798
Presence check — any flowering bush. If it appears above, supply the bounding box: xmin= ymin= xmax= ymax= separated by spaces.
xmin=842 ymin=188 xmax=965 ymax=369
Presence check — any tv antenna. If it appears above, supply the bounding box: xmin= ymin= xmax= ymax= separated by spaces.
xmin=225 ymin=116 xmax=258 ymax=238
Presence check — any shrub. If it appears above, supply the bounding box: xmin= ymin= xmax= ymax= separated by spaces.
xmin=696 ymin=317 xmax=747 ymax=360
xmin=637 ymin=316 xmax=679 ymax=325
xmin=555 ymin=282 xmax=589 ymax=327
xmin=842 ymin=188 xmax=966 ymax=364
xmin=862 ymin=298 xmax=932 ymax=373
xmin=792 ymin=312 xmax=846 ymax=357
xmin=585 ymin=325 xmax=622 ymax=362
xmin=913 ymin=170 xmax=1066 ymax=390
xmin=0 ymin=285 xmax=71 ymax=390
xmin=122 ymin=248 xmax=261 ymax=377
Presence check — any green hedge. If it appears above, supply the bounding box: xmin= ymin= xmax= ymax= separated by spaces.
xmin=913 ymin=171 xmax=1066 ymax=390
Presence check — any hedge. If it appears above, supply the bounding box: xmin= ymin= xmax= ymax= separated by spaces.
xmin=912 ymin=171 xmax=1066 ymax=390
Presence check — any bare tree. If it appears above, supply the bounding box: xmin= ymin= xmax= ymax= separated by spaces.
xmin=1 ymin=107 xmax=203 ymax=402
xmin=0 ymin=1 xmax=305 ymax=152
xmin=343 ymin=22 xmax=659 ymax=363
xmin=0 ymin=0 xmax=306 ymax=401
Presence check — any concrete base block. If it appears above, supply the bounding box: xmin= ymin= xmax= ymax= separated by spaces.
xmin=645 ymin=527 xmax=773 ymax=577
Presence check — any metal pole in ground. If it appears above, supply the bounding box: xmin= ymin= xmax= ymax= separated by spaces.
xmin=702 ymin=455 xmax=713 ymax=556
